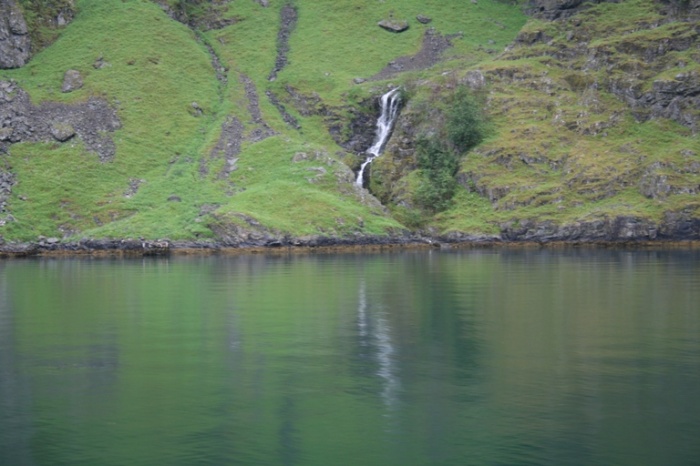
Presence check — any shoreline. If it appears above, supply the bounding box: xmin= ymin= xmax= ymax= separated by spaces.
xmin=2 ymin=236 xmax=700 ymax=258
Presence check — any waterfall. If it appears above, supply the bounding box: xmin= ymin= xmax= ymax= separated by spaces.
xmin=356 ymin=88 xmax=401 ymax=187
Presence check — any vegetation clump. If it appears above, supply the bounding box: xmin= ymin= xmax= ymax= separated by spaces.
xmin=414 ymin=87 xmax=485 ymax=212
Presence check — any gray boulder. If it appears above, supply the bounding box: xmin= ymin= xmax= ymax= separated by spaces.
xmin=50 ymin=122 xmax=76 ymax=142
xmin=0 ymin=0 xmax=31 ymax=69
xmin=61 ymin=69 xmax=83 ymax=93
xmin=378 ymin=19 xmax=409 ymax=33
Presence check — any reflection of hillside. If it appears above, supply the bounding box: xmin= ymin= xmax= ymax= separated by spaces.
xmin=0 ymin=263 xmax=33 ymax=465
xmin=1 ymin=251 xmax=698 ymax=465
xmin=478 ymin=250 xmax=700 ymax=464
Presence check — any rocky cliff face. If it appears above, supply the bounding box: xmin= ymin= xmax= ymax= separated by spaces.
xmin=0 ymin=80 xmax=121 ymax=161
xmin=350 ymin=0 xmax=699 ymax=242
xmin=0 ymin=0 xmax=30 ymax=69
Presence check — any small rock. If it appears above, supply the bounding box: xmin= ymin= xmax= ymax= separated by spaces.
xmin=0 ymin=127 xmax=12 ymax=141
xmin=61 ymin=70 xmax=83 ymax=93
xmin=46 ymin=237 xmax=59 ymax=245
xmin=353 ymin=77 xmax=366 ymax=84
xmin=292 ymin=152 xmax=309 ymax=162
xmin=471 ymin=0 xmax=478 ymax=4
xmin=167 ymin=195 xmax=182 ymax=202
xmin=50 ymin=122 xmax=75 ymax=142
xmin=463 ymin=70 xmax=486 ymax=90
xmin=93 ymin=56 xmax=108 ymax=69
xmin=378 ymin=19 xmax=409 ymax=33
xmin=416 ymin=15 xmax=432 ymax=24
xmin=191 ymin=101 xmax=203 ymax=116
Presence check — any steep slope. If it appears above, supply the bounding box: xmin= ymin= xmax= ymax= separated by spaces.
xmin=372 ymin=0 xmax=700 ymax=241
xmin=1 ymin=0 xmax=698 ymax=250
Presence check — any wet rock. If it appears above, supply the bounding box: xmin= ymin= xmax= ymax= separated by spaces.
xmin=0 ymin=0 xmax=30 ymax=69
xmin=61 ymin=70 xmax=83 ymax=93
xmin=378 ymin=19 xmax=409 ymax=33
xmin=50 ymin=122 xmax=75 ymax=142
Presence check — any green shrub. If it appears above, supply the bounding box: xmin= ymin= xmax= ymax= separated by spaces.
xmin=414 ymin=138 xmax=460 ymax=212
xmin=446 ymin=87 xmax=486 ymax=154
xmin=414 ymin=87 xmax=486 ymax=212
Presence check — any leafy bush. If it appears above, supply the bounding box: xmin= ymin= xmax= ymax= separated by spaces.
xmin=414 ymin=138 xmax=459 ymax=212
xmin=446 ymin=87 xmax=486 ymax=154
xmin=414 ymin=87 xmax=486 ymax=212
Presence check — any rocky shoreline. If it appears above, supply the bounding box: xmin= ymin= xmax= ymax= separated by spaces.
xmin=2 ymin=220 xmax=699 ymax=258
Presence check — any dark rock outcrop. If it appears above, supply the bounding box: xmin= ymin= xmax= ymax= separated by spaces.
xmin=612 ymin=72 xmax=700 ymax=131
xmin=499 ymin=213 xmax=700 ymax=242
xmin=239 ymin=74 xmax=275 ymax=141
xmin=370 ymin=29 xmax=459 ymax=81
xmin=154 ymin=0 xmax=237 ymax=31
xmin=201 ymin=115 xmax=243 ymax=179
xmin=0 ymin=80 xmax=121 ymax=161
xmin=507 ymin=0 xmax=700 ymax=131
xmin=525 ymin=0 xmax=617 ymax=20
xmin=268 ymin=3 xmax=298 ymax=81
xmin=0 ymin=166 xmax=15 ymax=227
xmin=266 ymin=90 xmax=300 ymax=130
xmin=0 ymin=0 xmax=30 ymax=69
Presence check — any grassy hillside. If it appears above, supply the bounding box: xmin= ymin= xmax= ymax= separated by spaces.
xmin=1 ymin=0 xmax=697 ymax=244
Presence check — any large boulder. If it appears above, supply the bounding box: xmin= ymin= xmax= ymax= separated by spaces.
xmin=0 ymin=0 xmax=30 ymax=69
xmin=61 ymin=69 xmax=83 ymax=93
xmin=378 ymin=19 xmax=409 ymax=33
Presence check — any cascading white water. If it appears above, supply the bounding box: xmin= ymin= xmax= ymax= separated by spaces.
xmin=356 ymin=88 xmax=401 ymax=187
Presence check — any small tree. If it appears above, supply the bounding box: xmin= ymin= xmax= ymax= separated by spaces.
xmin=413 ymin=87 xmax=486 ymax=213
xmin=446 ymin=87 xmax=485 ymax=154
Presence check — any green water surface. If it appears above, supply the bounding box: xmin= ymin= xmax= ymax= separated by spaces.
xmin=1 ymin=249 xmax=699 ymax=465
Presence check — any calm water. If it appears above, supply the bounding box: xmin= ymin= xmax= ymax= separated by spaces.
xmin=1 ymin=249 xmax=699 ymax=466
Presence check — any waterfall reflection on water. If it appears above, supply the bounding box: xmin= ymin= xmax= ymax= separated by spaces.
xmin=356 ymin=280 xmax=400 ymax=416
